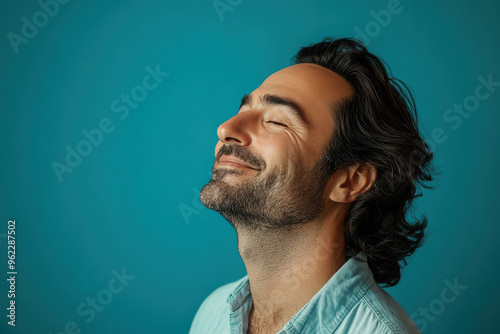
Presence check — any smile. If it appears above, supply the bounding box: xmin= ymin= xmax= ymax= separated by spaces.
xmin=217 ymin=157 xmax=259 ymax=170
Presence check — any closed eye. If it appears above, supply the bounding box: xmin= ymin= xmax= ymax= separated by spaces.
xmin=266 ymin=121 xmax=287 ymax=127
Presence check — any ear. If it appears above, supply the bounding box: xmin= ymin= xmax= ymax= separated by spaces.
xmin=327 ymin=163 xmax=377 ymax=203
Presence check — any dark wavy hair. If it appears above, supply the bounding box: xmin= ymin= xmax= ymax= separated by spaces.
xmin=293 ymin=37 xmax=435 ymax=287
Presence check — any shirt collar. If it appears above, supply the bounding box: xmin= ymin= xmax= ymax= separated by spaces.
xmin=226 ymin=252 xmax=375 ymax=333
xmin=226 ymin=275 xmax=252 ymax=312
xmin=283 ymin=252 xmax=375 ymax=333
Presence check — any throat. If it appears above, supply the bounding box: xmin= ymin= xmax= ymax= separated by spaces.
xmin=237 ymin=224 xmax=310 ymax=273
xmin=237 ymin=221 xmax=346 ymax=334
xmin=247 ymin=304 xmax=288 ymax=334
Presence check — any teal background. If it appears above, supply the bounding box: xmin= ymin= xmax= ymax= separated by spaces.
xmin=1 ymin=0 xmax=499 ymax=333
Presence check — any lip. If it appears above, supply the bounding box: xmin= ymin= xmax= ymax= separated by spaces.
xmin=218 ymin=156 xmax=259 ymax=170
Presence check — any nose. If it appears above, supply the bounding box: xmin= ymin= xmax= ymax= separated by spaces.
xmin=217 ymin=111 xmax=258 ymax=146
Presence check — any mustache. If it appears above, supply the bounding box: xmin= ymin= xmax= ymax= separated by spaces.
xmin=215 ymin=144 xmax=266 ymax=170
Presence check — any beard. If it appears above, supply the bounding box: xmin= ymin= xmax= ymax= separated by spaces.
xmin=199 ymin=144 xmax=332 ymax=231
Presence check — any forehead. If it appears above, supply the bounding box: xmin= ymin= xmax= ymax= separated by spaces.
xmin=253 ymin=63 xmax=354 ymax=126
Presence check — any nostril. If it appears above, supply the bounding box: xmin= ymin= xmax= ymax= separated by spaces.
xmin=224 ymin=136 xmax=242 ymax=144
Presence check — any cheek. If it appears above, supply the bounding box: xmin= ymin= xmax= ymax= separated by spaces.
xmin=283 ymin=131 xmax=322 ymax=171
xmin=261 ymin=140 xmax=299 ymax=176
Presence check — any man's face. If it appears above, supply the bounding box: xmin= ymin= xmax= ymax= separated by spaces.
xmin=200 ymin=63 xmax=354 ymax=230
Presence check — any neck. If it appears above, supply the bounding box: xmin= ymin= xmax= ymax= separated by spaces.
xmin=236 ymin=212 xmax=346 ymax=333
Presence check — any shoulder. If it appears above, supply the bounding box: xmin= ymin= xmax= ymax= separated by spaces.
xmin=188 ymin=277 xmax=247 ymax=334
xmin=339 ymin=283 xmax=421 ymax=334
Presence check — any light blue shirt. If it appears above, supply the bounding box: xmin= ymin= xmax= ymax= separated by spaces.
xmin=189 ymin=253 xmax=420 ymax=333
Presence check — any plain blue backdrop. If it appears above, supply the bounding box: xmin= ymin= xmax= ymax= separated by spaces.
xmin=1 ymin=0 xmax=499 ymax=333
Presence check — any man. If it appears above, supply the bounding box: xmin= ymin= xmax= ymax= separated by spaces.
xmin=190 ymin=37 xmax=434 ymax=334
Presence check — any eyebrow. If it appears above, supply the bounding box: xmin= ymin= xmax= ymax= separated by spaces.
xmin=239 ymin=93 xmax=309 ymax=126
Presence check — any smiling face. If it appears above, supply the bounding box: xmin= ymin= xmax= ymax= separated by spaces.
xmin=200 ymin=63 xmax=354 ymax=230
